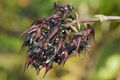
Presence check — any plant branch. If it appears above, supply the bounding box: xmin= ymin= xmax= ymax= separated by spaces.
xmin=69 ymin=16 xmax=120 ymax=25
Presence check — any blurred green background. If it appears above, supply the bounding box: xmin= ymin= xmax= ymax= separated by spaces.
xmin=0 ymin=0 xmax=120 ymax=80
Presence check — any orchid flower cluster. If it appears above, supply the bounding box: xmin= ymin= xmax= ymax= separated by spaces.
xmin=20 ymin=2 xmax=95 ymax=77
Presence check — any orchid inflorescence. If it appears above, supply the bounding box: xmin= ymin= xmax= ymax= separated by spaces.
xmin=20 ymin=2 xmax=95 ymax=78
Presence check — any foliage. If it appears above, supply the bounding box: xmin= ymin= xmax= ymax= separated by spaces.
xmin=0 ymin=0 xmax=120 ymax=80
